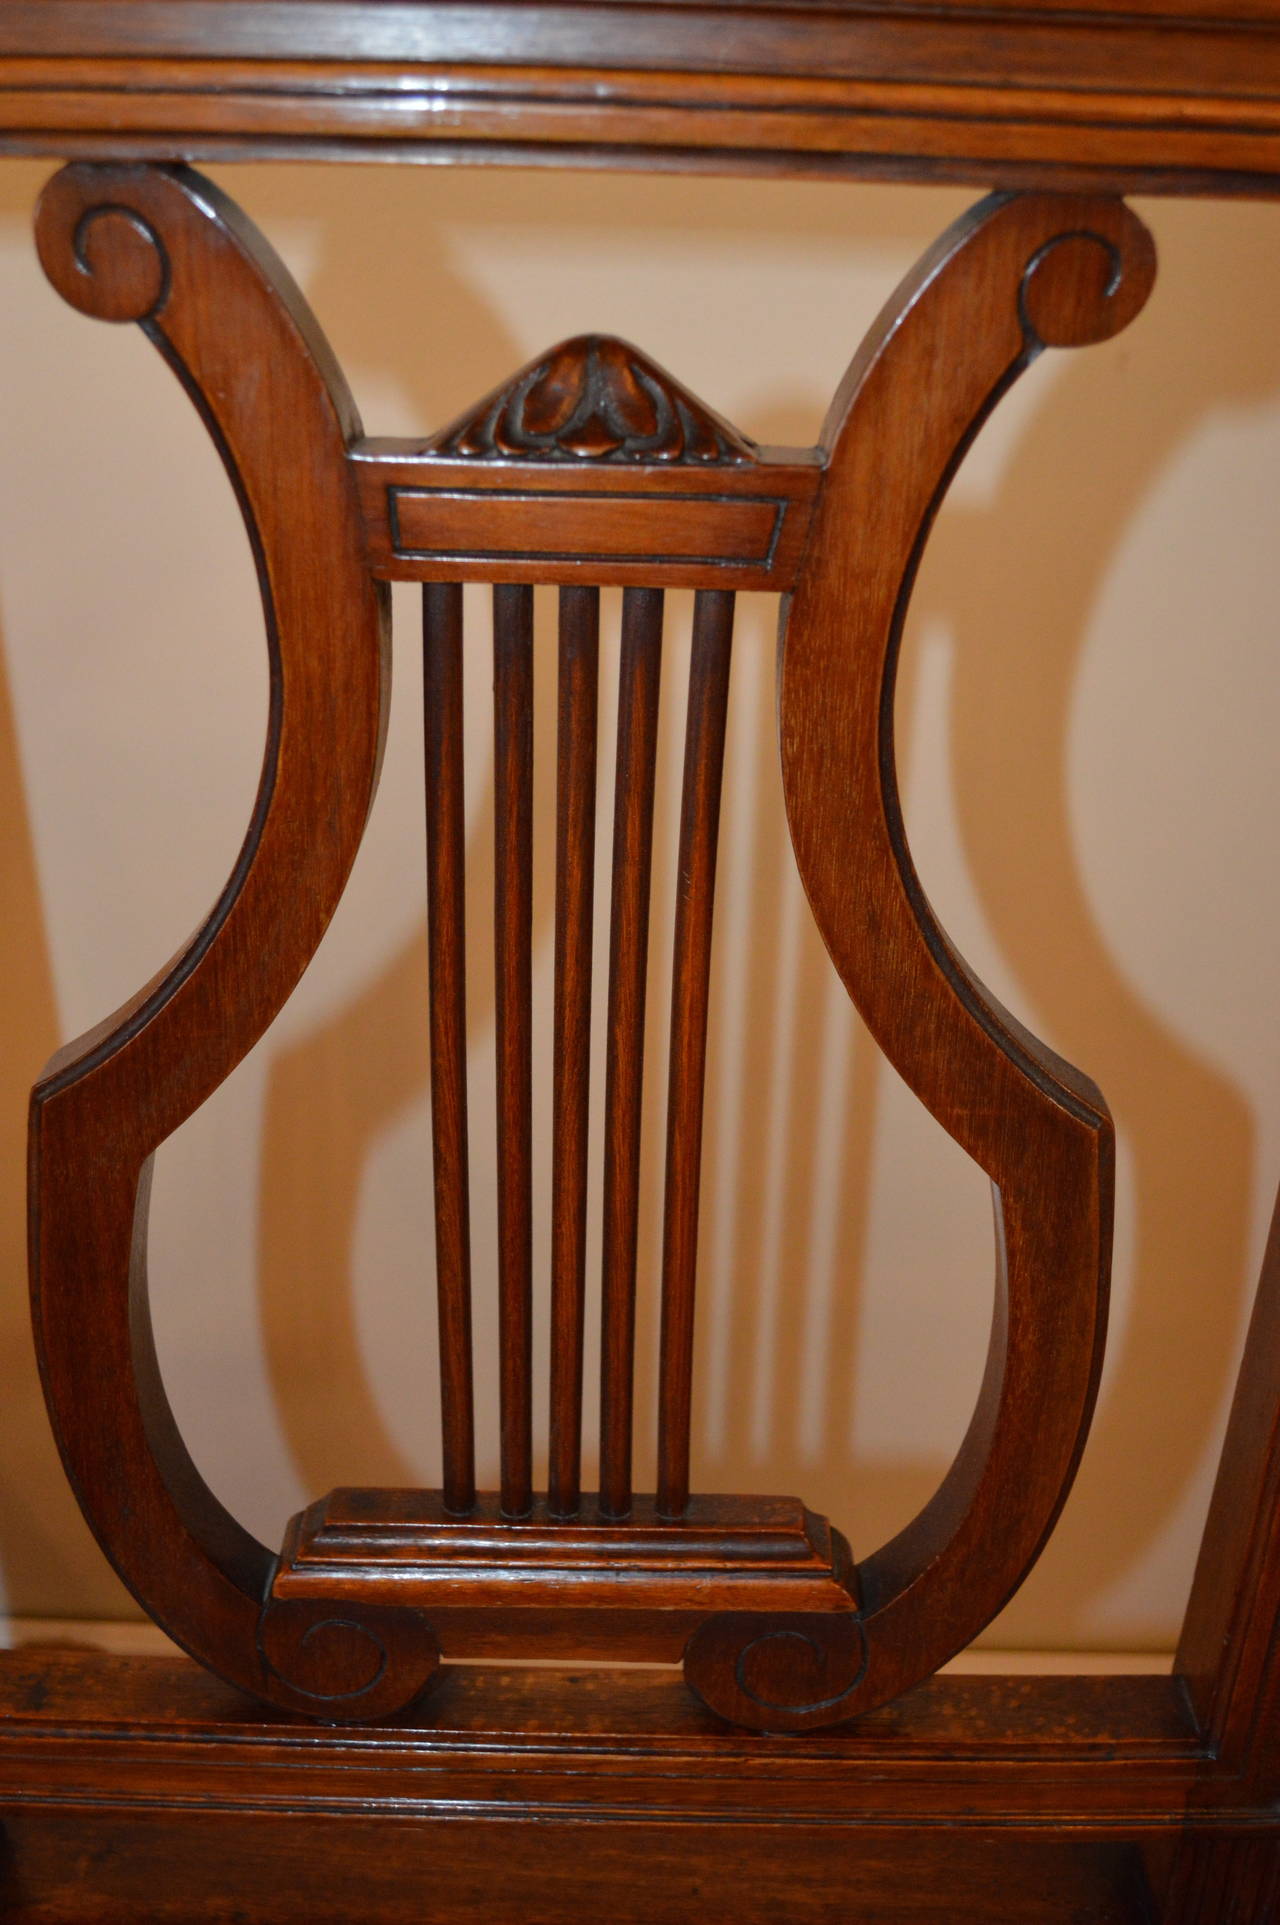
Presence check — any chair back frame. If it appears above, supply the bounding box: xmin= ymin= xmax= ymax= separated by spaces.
xmin=2 ymin=10 xmax=1279 ymax=1920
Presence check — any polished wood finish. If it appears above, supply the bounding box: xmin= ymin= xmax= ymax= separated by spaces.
xmin=599 ymin=585 xmax=664 ymax=1520
xmin=0 ymin=1812 xmax=1158 ymax=1925
xmin=657 ymin=587 xmax=735 ymax=1521
xmin=0 ymin=1651 xmax=1191 ymax=1922
xmin=8 ymin=7 xmax=1280 ymax=1914
xmin=273 ymin=1490 xmax=856 ymax=1660
xmin=493 ymin=582 xmax=535 ymax=1520
xmin=431 ymin=334 xmax=756 ymax=464
xmin=30 ymin=159 xmax=435 ymax=1726
xmin=3 ymin=4 xmax=1280 ymax=197
xmin=422 ymin=579 xmax=477 ymax=1518
xmin=351 ymin=440 xmax=822 ymax=591
xmin=548 ymin=583 xmax=599 ymax=1521
xmin=25 ymin=166 xmax=1159 ymax=1739
xmin=775 ymin=191 xmax=1153 ymax=1721
xmin=0 ymin=1649 xmax=1206 ymax=1832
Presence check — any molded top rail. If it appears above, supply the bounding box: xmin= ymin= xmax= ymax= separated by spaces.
xmin=2 ymin=1 xmax=1280 ymax=193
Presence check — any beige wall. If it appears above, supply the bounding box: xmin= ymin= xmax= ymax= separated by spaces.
xmin=2 ymin=159 xmax=1279 ymax=1652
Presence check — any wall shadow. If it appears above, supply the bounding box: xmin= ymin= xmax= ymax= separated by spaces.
xmin=0 ymin=602 xmax=136 ymax=1618
xmin=237 ymin=169 xmax=517 ymax=1500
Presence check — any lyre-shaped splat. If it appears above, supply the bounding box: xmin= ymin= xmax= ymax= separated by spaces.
xmin=29 ymin=164 xmax=1153 ymax=1730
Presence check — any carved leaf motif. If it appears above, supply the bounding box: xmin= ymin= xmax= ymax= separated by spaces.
xmin=429 ymin=334 xmax=756 ymax=463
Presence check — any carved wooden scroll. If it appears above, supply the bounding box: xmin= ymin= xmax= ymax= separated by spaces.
xmin=30 ymin=164 xmax=1154 ymax=1731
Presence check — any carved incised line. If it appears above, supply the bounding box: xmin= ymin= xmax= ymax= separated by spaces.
xmin=70 ymin=202 xmax=172 ymax=324
xmin=429 ymin=332 xmax=757 ymax=463
xmin=384 ymin=486 xmax=789 ymax=569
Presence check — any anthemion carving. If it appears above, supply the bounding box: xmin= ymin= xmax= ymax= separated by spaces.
xmin=428 ymin=333 xmax=758 ymax=463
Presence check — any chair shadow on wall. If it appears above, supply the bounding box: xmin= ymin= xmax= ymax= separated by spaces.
xmin=0 ymin=160 xmax=140 ymax=1621
xmin=249 ymin=179 xmax=512 ymax=1495
xmin=0 ymin=606 xmax=134 ymax=1619
xmin=121 ymin=170 xmax=1280 ymax=1647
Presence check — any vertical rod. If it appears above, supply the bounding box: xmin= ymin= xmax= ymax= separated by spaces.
xmin=599 ymin=586 xmax=664 ymax=1518
xmin=656 ymin=590 xmax=735 ymax=1518
xmin=493 ymin=584 xmax=535 ymax=1518
xmin=549 ymin=586 xmax=600 ymax=1519
xmin=422 ymin=582 xmax=476 ymax=1515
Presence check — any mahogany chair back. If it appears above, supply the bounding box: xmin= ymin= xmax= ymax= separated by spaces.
xmin=28 ymin=162 xmax=1156 ymax=1736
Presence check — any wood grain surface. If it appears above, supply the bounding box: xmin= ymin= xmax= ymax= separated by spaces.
xmin=3 ymin=3 xmax=1280 ymax=194
xmin=29 ymin=161 xmax=437 ymax=1722
xmin=10 ymin=61 xmax=1280 ymax=1901
xmin=25 ymin=164 xmax=1164 ymax=1737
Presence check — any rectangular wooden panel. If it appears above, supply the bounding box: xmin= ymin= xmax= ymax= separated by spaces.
xmin=390 ymin=488 xmax=781 ymax=570
xmin=352 ymin=449 xmax=821 ymax=590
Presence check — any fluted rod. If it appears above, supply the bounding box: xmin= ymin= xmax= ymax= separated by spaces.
xmin=548 ymin=586 xmax=600 ymax=1518
xmin=656 ymin=590 xmax=735 ymax=1518
xmin=599 ymin=587 xmax=664 ymax=1519
xmin=493 ymin=584 xmax=535 ymax=1518
xmin=422 ymin=582 xmax=476 ymax=1515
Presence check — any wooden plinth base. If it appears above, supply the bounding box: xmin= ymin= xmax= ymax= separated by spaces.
xmin=272 ymin=1488 xmax=858 ymax=1662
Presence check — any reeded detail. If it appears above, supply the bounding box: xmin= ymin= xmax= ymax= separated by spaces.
xmin=428 ymin=334 xmax=757 ymax=464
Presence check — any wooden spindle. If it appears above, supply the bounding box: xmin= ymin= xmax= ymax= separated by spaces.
xmin=548 ymin=586 xmax=600 ymax=1519
xmin=493 ymin=584 xmax=535 ymax=1518
xmin=656 ymin=590 xmax=735 ymax=1518
xmin=422 ymin=582 xmax=476 ymax=1516
xmin=599 ymin=587 xmax=664 ymax=1518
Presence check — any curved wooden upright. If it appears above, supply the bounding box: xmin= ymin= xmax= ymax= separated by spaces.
xmin=28 ymin=163 xmax=1154 ymax=1732
xmin=686 ymin=195 xmax=1154 ymax=1730
xmin=30 ymin=163 xmax=439 ymax=1721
